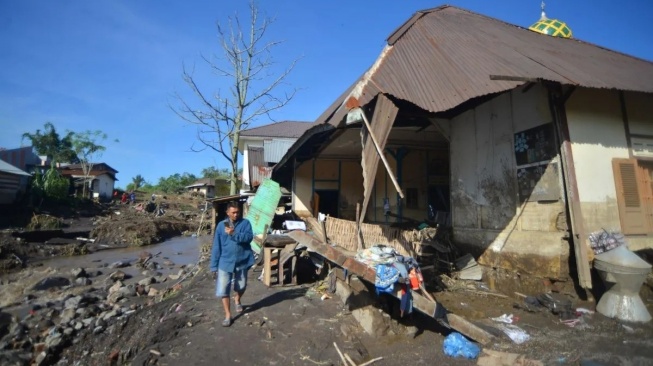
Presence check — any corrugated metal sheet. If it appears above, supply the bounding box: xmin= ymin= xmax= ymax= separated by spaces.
xmin=264 ymin=139 xmax=296 ymax=164
xmin=241 ymin=121 xmax=313 ymax=138
xmin=324 ymin=5 xmax=653 ymax=128
xmin=245 ymin=179 xmax=282 ymax=254
xmin=247 ymin=147 xmax=272 ymax=188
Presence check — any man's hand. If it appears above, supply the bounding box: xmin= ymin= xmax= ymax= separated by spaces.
xmin=225 ymin=226 xmax=235 ymax=236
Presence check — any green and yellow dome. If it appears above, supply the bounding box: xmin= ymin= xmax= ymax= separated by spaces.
xmin=528 ymin=2 xmax=572 ymax=38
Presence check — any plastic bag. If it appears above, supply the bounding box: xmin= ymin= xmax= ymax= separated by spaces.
xmin=442 ymin=332 xmax=480 ymax=359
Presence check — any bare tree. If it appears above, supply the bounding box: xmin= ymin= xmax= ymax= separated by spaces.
xmin=171 ymin=1 xmax=298 ymax=195
xmin=71 ymin=130 xmax=110 ymax=199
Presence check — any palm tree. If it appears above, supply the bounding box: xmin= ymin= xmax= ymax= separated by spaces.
xmin=131 ymin=175 xmax=145 ymax=190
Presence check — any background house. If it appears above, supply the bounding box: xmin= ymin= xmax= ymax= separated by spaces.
xmin=58 ymin=163 xmax=118 ymax=201
xmin=185 ymin=178 xmax=216 ymax=198
xmin=272 ymin=5 xmax=653 ymax=288
xmin=0 ymin=159 xmax=31 ymax=204
xmin=238 ymin=121 xmax=311 ymax=192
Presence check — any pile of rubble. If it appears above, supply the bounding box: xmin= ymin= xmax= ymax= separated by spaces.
xmin=0 ymin=251 xmax=200 ymax=366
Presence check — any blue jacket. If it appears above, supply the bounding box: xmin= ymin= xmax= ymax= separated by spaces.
xmin=210 ymin=218 xmax=255 ymax=273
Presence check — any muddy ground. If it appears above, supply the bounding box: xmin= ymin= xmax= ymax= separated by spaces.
xmin=0 ymin=194 xmax=206 ymax=273
xmin=1 ymin=196 xmax=653 ymax=365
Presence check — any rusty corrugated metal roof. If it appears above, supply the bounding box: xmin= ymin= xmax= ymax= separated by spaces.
xmin=241 ymin=121 xmax=313 ymax=138
xmin=322 ymin=5 xmax=653 ymax=127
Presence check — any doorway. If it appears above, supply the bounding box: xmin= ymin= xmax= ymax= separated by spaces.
xmin=314 ymin=190 xmax=339 ymax=218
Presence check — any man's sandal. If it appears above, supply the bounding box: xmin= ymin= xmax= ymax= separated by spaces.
xmin=235 ymin=303 xmax=244 ymax=313
xmin=222 ymin=318 xmax=232 ymax=327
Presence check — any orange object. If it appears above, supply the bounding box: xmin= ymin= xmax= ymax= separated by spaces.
xmin=409 ymin=269 xmax=420 ymax=290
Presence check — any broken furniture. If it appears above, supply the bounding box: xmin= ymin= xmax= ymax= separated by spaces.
xmin=262 ymin=234 xmax=299 ymax=287
xmin=593 ymin=245 xmax=652 ymax=322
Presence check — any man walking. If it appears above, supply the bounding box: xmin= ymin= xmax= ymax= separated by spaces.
xmin=210 ymin=201 xmax=254 ymax=327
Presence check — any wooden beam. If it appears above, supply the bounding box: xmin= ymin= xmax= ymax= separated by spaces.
xmin=288 ymin=230 xmax=495 ymax=345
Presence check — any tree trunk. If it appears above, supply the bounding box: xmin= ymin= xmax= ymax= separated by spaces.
xmin=230 ymin=126 xmax=241 ymax=195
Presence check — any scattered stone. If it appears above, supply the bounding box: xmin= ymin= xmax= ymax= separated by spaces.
xmin=59 ymin=308 xmax=77 ymax=325
xmin=45 ymin=334 xmax=63 ymax=350
xmin=31 ymin=277 xmax=71 ymax=291
xmin=93 ymin=326 xmax=104 ymax=335
xmin=33 ymin=343 xmax=46 ymax=354
xmin=82 ymin=318 xmax=94 ymax=327
xmin=63 ymin=328 xmax=74 ymax=336
xmin=141 ymin=270 xmax=162 ymax=277
xmin=64 ymin=295 xmax=88 ymax=310
xmin=70 ymin=268 xmax=87 ymax=278
xmin=163 ymin=260 xmax=175 ymax=266
xmin=147 ymin=288 xmax=160 ymax=297
xmin=135 ymin=285 xmax=147 ymax=296
xmin=168 ymin=274 xmax=180 ymax=281
xmin=138 ymin=277 xmax=155 ymax=286
xmin=37 ymin=319 xmax=54 ymax=332
xmin=30 ymin=304 xmax=42 ymax=312
xmin=75 ymin=278 xmax=92 ymax=286
xmin=74 ymin=322 xmax=83 ymax=331
xmin=109 ymin=271 xmax=128 ymax=281
xmin=109 ymin=281 xmax=124 ymax=294
xmin=107 ymin=292 xmax=123 ymax=304
xmin=110 ymin=261 xmax=129 ymax=269
xmin=35 ymin=351 xmax=48 ymax=366
xmin=87 ymin=270 xmax=103 ymax=277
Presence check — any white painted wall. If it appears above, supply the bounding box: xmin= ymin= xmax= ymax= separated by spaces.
xmin=92 ymin=174 xmax=115 ymax=200
xmin=566 ymin=88 xmax=629 ymax=232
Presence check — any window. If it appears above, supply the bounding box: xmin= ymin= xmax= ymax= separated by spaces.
xmin=613 ymin=158 xmax=653 ymax=234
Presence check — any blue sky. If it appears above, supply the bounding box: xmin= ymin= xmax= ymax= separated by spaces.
xmin=1 ymin=1 xmax=651 ymax=189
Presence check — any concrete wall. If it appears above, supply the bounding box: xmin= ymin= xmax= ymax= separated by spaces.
xmin=566 ymin=88 xmax=629 ymax=233
xmin=92 ymin=174 xmax=115 ymax=200
xmin=566 ymin=88 xmax=653 ymax=250
xmin=450 ymin=85 xmax=568 ymax=279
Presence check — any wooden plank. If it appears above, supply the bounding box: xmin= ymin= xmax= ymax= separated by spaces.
xmin=288 ymin=230 xmax=495 ymax=345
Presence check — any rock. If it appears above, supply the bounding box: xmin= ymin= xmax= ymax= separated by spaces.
xmin=147 ymin=288 xmax=160 ymax=297
xmin=109 ymin=281 xmax=124 ymax=294
xmin=33 ymin=343 xmax=46 ymax=353
xmin=177 ymin=269 xmax=186 ymax=277
xmin=31 ymin=277 xmax=71 ymax=291
xmin=63 ymin=328 xmax=73 ymax=336
xmin=109 ymin=271 xmax=128 ymax=281
xmin=74 ymin=322 xmax=83 ymax=331
xmin=30 ymin=304 xmax=42 ymax=312
xmin=92 ymin=326 xmax=104 ymax=334
xmin=142 ymin=270 xmax=162 ymax=277
xmin=35 ymin=351 xmax=49 ymax=366
xmin=87 ymin=270 xmax=103 ymax=278
xmin=102 ymin=309 xmax=120 ymax=321
xmin=45 ymin=334 xmax=63 ymax=350
xmin=70 ymin=268 xmax=87 ymax=278
xmin=168 ymin=274 xmax=180 ymax=281
xmin=59 ymin=308 xmax=76 ymax=325
xmin=135 ymin=285 xmax=147 ymax=296
xmin=64 ymin=296 xmax=86 ymax=309
xmin=75 ymin=278 xmax=92 ymax=286
xmin=107 ymin=291 xmax=123 ymax=304
xmin=138 ymin=277 xmax=155 ymax=286
xmin=110 ymin=261 xmax=129 ymax=269
xmin=0 ymin=350 xmax=32 ymax=366
xmin=37 ymin=319 xmax=55 ymax=332
xmin=82 ymin=318 xmax=94 ymax=327
xmin=119 ymin=286 xmax=136 ymax=297
xmin=163 ymin=260 xmax=175 ymax=266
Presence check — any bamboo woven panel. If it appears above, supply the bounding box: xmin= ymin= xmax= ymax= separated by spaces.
xmin=324 ymin=217 xmax=418 ymax=256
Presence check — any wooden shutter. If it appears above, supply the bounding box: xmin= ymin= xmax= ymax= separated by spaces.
xmin=613 ymin=158 xmax=649 ymax=234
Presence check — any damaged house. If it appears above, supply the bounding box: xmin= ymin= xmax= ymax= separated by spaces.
xmin=272 ymin=5 xmax=653 ymax=290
